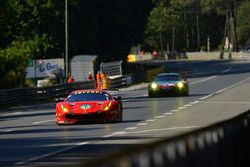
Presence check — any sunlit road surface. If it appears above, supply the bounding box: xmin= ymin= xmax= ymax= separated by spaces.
xmin=1 ymin=60 xmax=250 ymax=166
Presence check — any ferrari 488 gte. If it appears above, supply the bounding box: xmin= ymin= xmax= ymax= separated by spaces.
xmin=56 ymin=89 xmax=123 ymax=125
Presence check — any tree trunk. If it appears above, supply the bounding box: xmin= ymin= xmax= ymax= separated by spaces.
xmin=159 ymin=32 xmax=164 ymax=58
xmin=195 ymin=0 xmax=200 ymax=51
xmin=172 ymin=27 xmax=175 ymax=52
xmin=220 ymin=11 xmax=229 ymax=59
xmin=232 ymin=0 xmax=238 ymax=51
xmin=184 ymin=11 xmax=190 ymax=50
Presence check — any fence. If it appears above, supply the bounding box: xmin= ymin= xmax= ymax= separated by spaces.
xmin=81 ymin=110 xmax=250 ymax=167
xmin=0 ymin=81 xmax=95 ymax=107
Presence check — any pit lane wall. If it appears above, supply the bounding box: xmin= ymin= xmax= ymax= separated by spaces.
xmin=82 ymin=110 xmax=250 ymax=167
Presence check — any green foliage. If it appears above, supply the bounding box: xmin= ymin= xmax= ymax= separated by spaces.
xmin=1 ymin=0 xmax=250 ymax=90
xmin=237 ymin=0 xmax=250 ymax=46
xmin=200 ymin=0 xmax=231 ymax=14
xmin=143 ymin=0 xmax=250 ymax=52
xmin=0 ymin=39 xmax=40 ymax=89
xmin=1 ymin=0 xmax=64 ymax=58
xmin=145 ymin=1 xmax=180 ymax=51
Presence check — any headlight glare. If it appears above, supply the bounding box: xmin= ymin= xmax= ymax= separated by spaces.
xmin=151 ymin=83 xmax=158 ymax=89
xmin=61 ymin=104 xmax=69 ymax=113
xmin=103 ymin=102 xmax=112 ymax=111
xmin=177 ymin=82 xmax=184 ymax=88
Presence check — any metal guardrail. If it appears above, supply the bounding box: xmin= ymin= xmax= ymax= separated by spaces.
xmin=0 ymin=74 xmax=139 ymax=107
xmin=0 ymin=81 xmax=95 ymax=107
xmin=0 ymin=66 xmax=164 ymax=107
xmin=81 ymin=110 xmax=250 ymax=167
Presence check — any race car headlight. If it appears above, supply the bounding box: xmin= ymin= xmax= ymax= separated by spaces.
xmin=177 ymin=82 xmax=184 ymax=88
xmin=151 ymin=83 xmax=158 ymax=89
xmin=103 ymin=102 xmax=112 ymax=111
xmin=61 ymin=104 xmax=69 ymax=113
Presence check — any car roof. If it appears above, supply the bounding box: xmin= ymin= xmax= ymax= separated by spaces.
xmin=71 ymin=89 xmax=108 ymax=94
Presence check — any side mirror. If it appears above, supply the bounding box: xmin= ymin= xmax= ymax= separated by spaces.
xmin=113 ymin=96 xmax=122 ymax=101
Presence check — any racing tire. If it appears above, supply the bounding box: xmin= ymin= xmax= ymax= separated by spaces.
xmin=183 ymin=91 xmax=189 ymax=96
xmin=56 ymin=121 xmax=63 ymax=126
xmin=148 ymin=92 xmax=155 ymax=98
xmin=116 ymin=109 xmax=123 ymax=123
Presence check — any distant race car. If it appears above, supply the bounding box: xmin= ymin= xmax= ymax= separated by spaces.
xmin=56 ymin=89 xmax=123 ymax=125
xmin=148 ymin=73 xmax=189 ymax=97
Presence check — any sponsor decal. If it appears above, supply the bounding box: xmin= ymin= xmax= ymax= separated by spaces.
xmin=74 ymin=90 xmax=103 ymax=94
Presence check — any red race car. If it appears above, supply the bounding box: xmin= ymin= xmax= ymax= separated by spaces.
xmin=56 ymin=89 xmax=123 ymax=125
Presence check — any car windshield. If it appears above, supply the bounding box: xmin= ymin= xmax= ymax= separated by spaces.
xmin=155 ymin=74 xmax=181 ymax=82
xmin=66 ymin=93 xmax=111 ymax=102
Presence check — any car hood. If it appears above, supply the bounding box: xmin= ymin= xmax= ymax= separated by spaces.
xmin=65 ymin=101 xmax=111 ymax=113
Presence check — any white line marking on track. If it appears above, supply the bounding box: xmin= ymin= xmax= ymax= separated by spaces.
xmin=203 ymin=101 xmax=250 ymax=104
xmin=112 ymin=131 xmax=127 ymax=135
xmin=215 ymin=88 xmax=227 ymax=94
xmin=0 ymin=129 xmax=14 ymax=133
xmin=146 ymin=119 xmax=156 ymax=122
xmin=0 ymin=112 xmax=22 ymax=117
xmin=178 ymin=107 xmax=186 ymax=110
xmin=184 ymin=104 xmax=192 ymax=107
xmin=136 ymin=122 xmax=148 ymax=126
xmin=190 ymin=76 xmax=217 ymax=85
xmin=200 ymin=94 xmax=213 ymax=100
xmin=125 ymin=127 xmax=138 ymax=130
xmin=155 ymin=115 xmax=165 ymax=119
xmin=102 ymin=134 xmax=114 ymax=138
xmin=164 ymin=112 xmax=173 ymax=115
xmin=15 ymin=142 xmax=90 ymax=165
xmin=190 ymin=101 xmax=200 ymax=104
xmin=171 ymin=110 xmax=179 ymax=112
xmin=32 ymin=119 xmax=55 ymax=125
xmin=199 ymin=77 xmax=250 ymax=100
xmin=124 ymin=126 xmax=203 ymax=135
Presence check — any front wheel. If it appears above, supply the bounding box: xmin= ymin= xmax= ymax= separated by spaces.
xmin=116 ymin=110 xmax=123 ymax=122
xmin=114 ymin=105 xmax=123 ymax=123
xmin=183 ymin=91 xmax=189 ymax=96
xmin=148 ymin=91 xmax=155 ymax=98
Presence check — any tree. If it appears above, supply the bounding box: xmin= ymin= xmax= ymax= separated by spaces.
xmin=144 ymin=1 xmax=180 ymax=54
xmin=237 ymin=0 xmax=250 ymax=48
xmin=0 ymin=38 xmax=41 ymax=89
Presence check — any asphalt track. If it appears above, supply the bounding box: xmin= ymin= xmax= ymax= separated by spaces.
xmin=1 ymin=60 xmax=250 ymax=166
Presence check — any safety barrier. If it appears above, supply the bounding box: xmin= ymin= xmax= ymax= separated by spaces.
xmin=0 ymin=81 xmax=95 ymax=107
xmin=108 ymin=76 xmax=127 ymax=88
xmin=0 ymin=66 xmax=165 ymax=107
xmin=81 ymin=110 xmax=250 ymax=167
